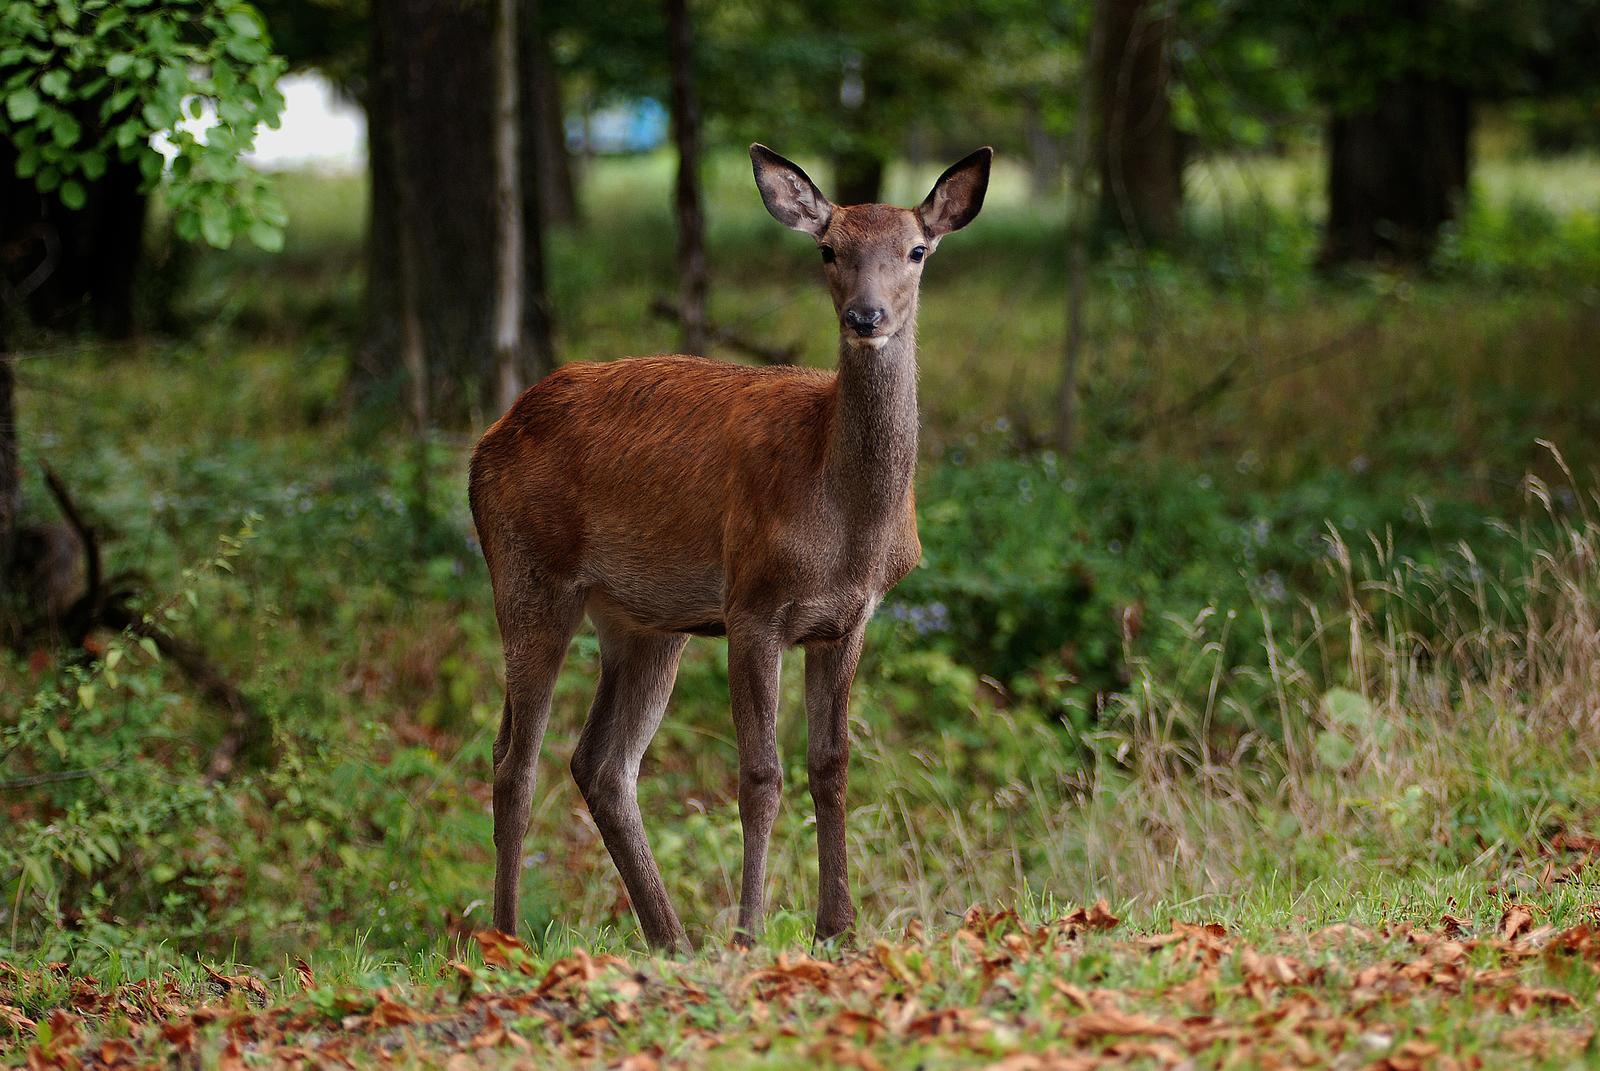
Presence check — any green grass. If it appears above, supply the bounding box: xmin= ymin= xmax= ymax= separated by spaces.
xmin=5 ymin=148 xmax=1600 ymax=1066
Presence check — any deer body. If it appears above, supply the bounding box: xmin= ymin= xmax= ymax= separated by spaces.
xmin=469 ymin=145 xmax=990 ymax=951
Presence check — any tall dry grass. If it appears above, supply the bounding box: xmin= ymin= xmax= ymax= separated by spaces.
xmin=811 ymin=453 xmax=1600 ymax=930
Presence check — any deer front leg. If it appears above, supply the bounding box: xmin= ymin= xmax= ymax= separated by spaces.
xmin=805 ymin=626 xmax=864 ymax=943
xmin=727 ymin=627 xmax=783 ymax=947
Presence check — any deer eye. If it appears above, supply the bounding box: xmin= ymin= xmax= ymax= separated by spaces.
xmin=909 ymin=245 xmax=926 ymax=263
xmin=820 ymin=245 xmax=836 ymax=264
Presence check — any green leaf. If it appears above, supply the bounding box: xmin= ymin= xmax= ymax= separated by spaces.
xmin=225 ymin=8 xmax=261 ymax=38
xmin=199 ymin=204 xmax=234 ymax=249
xmin=6 ymin=86 xmax=39 ymax=121
xmin=106 ymin=52 xmax=134 ymax=76
xmin=49 ymin=108 xmax=81 ymax=147
xmin=246 ymin=219 xmax=284 ymax=252
xmin=39 ymin=68 xmax=69 ymax=98
xmin=59 ymin=178 xmax=86 ymax=209
xmin=1322 ymin=687 xmax=1372 ymax=728
xmin=1314 ymin=729 xmax=1356 ymax=772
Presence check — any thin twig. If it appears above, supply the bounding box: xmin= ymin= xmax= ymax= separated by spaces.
xmin=648 ymin=298 xmax=798 ymax=364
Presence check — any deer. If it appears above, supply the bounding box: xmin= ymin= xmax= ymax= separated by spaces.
xmin=468 ymin=143 xmax=992 ymax=953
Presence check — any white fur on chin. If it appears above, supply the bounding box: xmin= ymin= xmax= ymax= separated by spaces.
xmin=845 ymin=334 xmax=889 ymax=350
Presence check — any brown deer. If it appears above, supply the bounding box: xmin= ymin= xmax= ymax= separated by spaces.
xmin=468 ymin=144 xmax=991 ymax=952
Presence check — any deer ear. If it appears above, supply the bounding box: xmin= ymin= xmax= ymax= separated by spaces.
xmin=917 ymin=147 xmax=992 ymax=240
xmin=750 ymin=144 xmax=833 ymax=238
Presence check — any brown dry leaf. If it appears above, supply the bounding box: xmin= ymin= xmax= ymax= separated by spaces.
xmin=203 ymin=964 xmax=271 ymax=1003
xmin=1050 ymin=981 xmax=1095 ymax=1011
xmin=1105 ymin=1039 xmax=1189 ymax=1067
xmin=1136 ymin=921 xmax=1231 ymax=966
xmin=983 ymin=1055 xmax=1101 ymax=1071
xmin=1550 ymin=831 xmax=1600 ymax=855
xmin=903 ymin=1006 xmax=986 ymax=1040
xmin=0 ymin=1003 xmax=35 ymax=1032
xmin=473 ymin=930 xmax=534 ymax=974
xmin=962 ymin=905 xmax=1024 ymax=938
xmin=1309 ymin=923 xmax=1376 ymax=946
xmin=159 ymin=1019 xmax=197 ymax=1052
xmin=1503 ymin=986 xmax=1579 ymax=1014
xmin=217 ymin=1038 xmax=246 ymax=1071
xmin=1067 ymin=1009 xmax=1183 ymax=1040
xmin=615 ymin=1054 xmax=660 ymax=1071
xmin=292 ymin=957 xmax=316 ymax=990
xmin=1239 ymin=948 xmax=1312 ymax=988
xmin=1066 ymin=899 xmax=1120 ymax=931
xmin=744 ymin=954 xmax=835 ymax=1000
xmin=370 ymin=994 xmax=424 ymax=1028
xmin=1545 ymin=924 xmax=1600 ymax=962
xmin=1500 ymin=903 xmax=1537 ymax=942
xmin=95 ymin=1038 xmax=138 ymax=1068
xmin=826 ymin=1009 xmax=887 ymax=1044
xmin=1439 ymin=913 xmax=1471 ymax=937
xmin=808 ymin=1038 xmax=885 ymax=1071
xmin=29 ymin=1009 xmax=85 ymax=1071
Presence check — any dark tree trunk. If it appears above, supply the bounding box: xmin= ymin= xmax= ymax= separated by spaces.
xmin=0 ymin=334 xmax=16 ymax=578
xmin=523 ymin=8 xmax=578 ymax=228
xmin=365 ymin=0 xmax=500 ymax=420
xmin=354 ymin=15 xmax=402 ymax=403
xmin=1 ymin=146 xmax=146 ymax=338
xmin=665 ymin=0 xmax=709 ymax=356
xmin=1320 ymin=79 xmax=1472 ymax=266
xmin=831 ymin=149 xmax=884 ymax=207
xmin=1092 ymin=0 xmax=1182 ymax=245
xmin=519 ymin=0 xmax=558 ymax=383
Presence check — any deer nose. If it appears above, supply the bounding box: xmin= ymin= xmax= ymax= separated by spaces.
xmin=843 ymin=305 xmax=885 ymax=336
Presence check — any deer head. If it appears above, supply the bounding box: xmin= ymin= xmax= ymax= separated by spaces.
xmin=750 ymin=144 xmax=992 ymax=350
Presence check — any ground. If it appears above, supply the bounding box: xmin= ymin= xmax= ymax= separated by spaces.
xmin=9 ymin=851 xmax=1600 ymax=1069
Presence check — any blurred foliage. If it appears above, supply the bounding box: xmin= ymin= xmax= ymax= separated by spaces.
xmin=0 ymin=0 xmax=288 ymax=249
xmin=1240 ymin=0 xmax=1600 ymax=110
xmin=3 ymin=148 xmax=1599 ymax=969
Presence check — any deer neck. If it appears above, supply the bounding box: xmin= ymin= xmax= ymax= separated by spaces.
xmin=828 ymin=326 xmax=919 ymax=524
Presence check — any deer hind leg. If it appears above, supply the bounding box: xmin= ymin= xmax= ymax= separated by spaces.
xmin=570 ymin=615 xmax=691 ymax=954
xmin=728 ymin=625 xmax=784 ymax=947
xmin=491 ymin=577 xmax=584 ymax=937
xmin=805 ymin=625 xmax=865 ymax=943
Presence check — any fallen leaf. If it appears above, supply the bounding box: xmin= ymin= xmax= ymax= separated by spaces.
xmin=474 ymin=930 xmax=535 ymax=974
xmin=1068 ymin=1009 xmax=1183 ymax=1039
xmin=1500 ymin=904 xmax=1537 ymax=942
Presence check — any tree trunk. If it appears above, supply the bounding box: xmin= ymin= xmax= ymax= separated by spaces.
xmin=1320 ymin=79 xmax=1472 ymax=266
xmin=491 ymin=0 xmax=527 ymax=412
xmin=523 ymin=9 xmax=578 ymax=228
xmin=365 ymin=0 xmax=500 ymax=421
xmin=354 ymin=12 xmax=402 ymax=403
xmin=831 ymin=149 xmax=884 ymax=207
xmin=1 ymin=145 xmax=146 ymax=338
xmin=665 ymin=0 xmax=709 ymax=356
xmin=0 ymin=333 xmax=17 ymax=577
xmin=520 ymin=0 xmax=558 ymax=383
xmin=1057 ymin=16 xmax=1101 ymax=456
xmin=1024 ymin=94 xmax=1065 ymax=200
xmin=1092 ymin=0 xmax=1182 ymax=246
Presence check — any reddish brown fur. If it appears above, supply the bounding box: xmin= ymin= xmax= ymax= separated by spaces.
xmin=470 ymin=356 xmax=917 ymax=640
xmin=469 ymin=144 xmax=990 ymax=951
